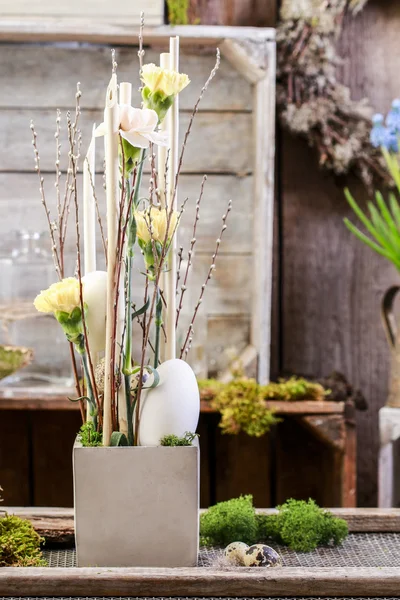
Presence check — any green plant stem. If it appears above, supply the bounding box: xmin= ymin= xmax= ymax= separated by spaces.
xmin=81 ymin=351 xmax=97 ymax=431
xmin=122 ymin=152 xmax=145 ymax=444
xmin=124 ymin=374 xmax=134 ymax=446
xmin=154 ymin=286 xmax=162 ymax=368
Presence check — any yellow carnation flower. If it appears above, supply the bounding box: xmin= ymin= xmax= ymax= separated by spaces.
xmin=135 ymin=207 xmax=179 ymax=245
xmin=141 ymin=64 xmax=190 ymax=97
xmin=34 ymin=278 xmax=81 ymax=316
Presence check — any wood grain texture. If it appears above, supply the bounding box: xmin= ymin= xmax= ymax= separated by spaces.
xmin=5 ymin=507 xmax=400 ymax=542
xmin=4 ymin=110 xmax=252 ymax=174
xmin=0 ymin=0 xmax=163 ymax=24
xmin=1 ymin=566 xmax=400 ymax=597
xmin=0 ymin=173 xmax=253 ymax=254
xmin=0 ymin=46 xmax=252 ymax=111
xmin=0 ymin=411 xmax=30 ymax=505
xmin=191 ymin=0 xmax=277 ymax=27
xmin=279 ymin=1 xmax=400 ymax=506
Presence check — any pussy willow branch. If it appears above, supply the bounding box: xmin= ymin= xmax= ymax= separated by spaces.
xmin=60 ymin=84 xmax=82 ymax=250
xmin=85 ymin=158 xmax=107 ymax=263
xmin=30 ymin=122 xmax=62 ymax=277
xmin=176 ymin=245 xmax=184 ymax=295
xmin=180 ymin=199 xmax=232 ymax=360
xmin=176 ymin=175 xmax=206 ymax=328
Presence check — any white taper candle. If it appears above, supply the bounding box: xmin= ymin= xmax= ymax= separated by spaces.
xmin=115 ymin=81 xmax=132 ymax=438
xmin=165 ymin=37 xmax=180 ymax=361
xmin=83 ymin=125 xmax=96 ymax=275
xmin=103 ymin=73 xmax=119 ymax=446
xmin=158 ymin=53 xmax=170 ymax=209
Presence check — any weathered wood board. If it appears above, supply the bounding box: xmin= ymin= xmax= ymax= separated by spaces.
xmin=0 ymin=1 xmax=164 ymax=26
xmin=0 ymin=42 xmax=258 ymax=379
xmin=279 ymin=1 xmax=400 ymax=506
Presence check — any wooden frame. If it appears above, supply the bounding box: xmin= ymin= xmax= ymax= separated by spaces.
xmin=1 ymin=507 xmax=400 ymax=597
xmin=0 ymin=22 xmax=276 ymax=383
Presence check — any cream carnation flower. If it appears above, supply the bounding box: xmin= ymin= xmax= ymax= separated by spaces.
xmin=34 ymin=278 xmax=81 ymax=315
xmin=141 ymin=64 xmax=190 ymax=97
xmin=95 ymin=104 xmax=168 ymax=149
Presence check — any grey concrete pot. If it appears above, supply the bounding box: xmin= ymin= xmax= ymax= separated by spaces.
xmin=73 ymin=442 xmax=199 ymax=567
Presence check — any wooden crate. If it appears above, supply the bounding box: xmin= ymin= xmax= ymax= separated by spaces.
xmin=0 ymin=389 xmax=356 ymax=508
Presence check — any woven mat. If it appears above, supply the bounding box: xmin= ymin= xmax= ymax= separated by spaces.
xmin=41 ymin=532 xmax=400 ymax=568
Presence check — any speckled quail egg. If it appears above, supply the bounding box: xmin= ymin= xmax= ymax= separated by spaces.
xmin=243 ymin=544 xmax=281 ymax=567
xmin=224 ymin=541 xmax=249 ymax=565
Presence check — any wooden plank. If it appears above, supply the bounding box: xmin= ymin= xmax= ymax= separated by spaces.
xmin=215 ymin=429 xmax=271 ymax=506
xmin=0 ymin=173 xmax=253 ymax=255
xmin=5 ymin=507 xmax=400 ymax=540
xmin=31 ymin=411 xmax=81 ymax=506
xmin=0 ymin=389 xmax=344 ymax=414
xmin=0 ymin=46 xmax=252 ymax=112
xmin=0 ymin=22 xmax=275 ymax=46
xmin=1 ymin=566 xmax=400 ymax=597
xmin=0 ymin=411 xmax=30 ymax=504
xmin=252 ymin=41 xmax=276 ymax=384
xmin=3 ymin=110 xmax=252 ymax=174
xmin=275 ymin=417 xmax=341 ymax=507
xmin=0 ymin=0 xmax=163 ymax=25
xmin=190 ymin=0 xmax=277 ymax=27
xmin=206 ymin=315 xmax=250 ymax=377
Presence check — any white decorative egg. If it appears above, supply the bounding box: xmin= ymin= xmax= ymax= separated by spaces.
xmin=224 ymin=542 xmax=249 ymax=565
xmin=137 ymin=359 xmax=200 ymax=446
xmin=82 ymin=270 xmax=107 ymax=356
xmin=242 ymin=544 xmax=281 ymax=567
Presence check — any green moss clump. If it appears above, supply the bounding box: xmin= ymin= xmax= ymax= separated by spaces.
xmin=258 ymin=499 xmax=348 ymax=552
xmin=160 ymin=432 xmax=197 ymax=446
xmin=200 ymin=496 xmax=348 ymax=552
xmin=166 ymin=0 xmax=189 ymax=25
xmin=0 ymin=514 xmax=47 ymax=567
xmin=263 ymin=377 xmax=327 ymax=402
xmin=211 ymin=379 xmax=280 ymax=436
xmin=77 ymin=422 xmax=102 ymax=447
xmin=200 ymin=495 xmax=258 ymax=546
xmin=198 ymin=377 xmax=327 ymax=438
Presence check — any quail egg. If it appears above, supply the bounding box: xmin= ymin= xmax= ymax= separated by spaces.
xmin=224 ymin=541 xmax=249 ymax=565
xmin=243 ymin=544 xmax=281 ymax=567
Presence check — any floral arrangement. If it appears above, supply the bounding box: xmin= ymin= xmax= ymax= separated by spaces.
xmin=31 ymin=22 xmax=228 ymax=447
xmin=345 ymin=100 xmax=400 ymax=267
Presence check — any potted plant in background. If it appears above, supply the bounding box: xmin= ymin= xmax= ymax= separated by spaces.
xmin=345 ymin=100 xmax=400 ymax=408
xmin=31 ymin=22 xmax=228 ymax=567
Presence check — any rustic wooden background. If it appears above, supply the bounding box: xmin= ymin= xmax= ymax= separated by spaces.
xmin=0 ymin=0 xmax=399 ymax=508
xmin=191 ymin=0 xmax=400 ymax=507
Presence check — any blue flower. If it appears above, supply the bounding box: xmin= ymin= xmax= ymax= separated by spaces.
xmin=385 ymin=129 xmax=399 ymax=153
xmin=370 ymin=114 xmax=387 ymax=147
xmin=386 ymin=99 xmax=400 ymax=132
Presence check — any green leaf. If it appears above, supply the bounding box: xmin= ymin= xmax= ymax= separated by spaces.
xmin=389 ymin=192 xmax=400 ymax=230
xmin=344 ymin=188 xmax=387 ymax=248
xmin=110 ymin=432 xmax=128 ymax=446
xmin=131 ymin=298 xmax=150 ymax=319
xmin=142 ymin=366 xmax=160 ymax=389
xmin=344 ymin=218 xmax=400 ymax=268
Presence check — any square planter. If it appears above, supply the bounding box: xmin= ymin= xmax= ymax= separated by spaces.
xmin=73 ymin=442 xmax=199 ymax=567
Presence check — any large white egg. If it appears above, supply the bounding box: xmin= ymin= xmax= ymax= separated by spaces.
xmin=137 ymin=358 xmax=200 ymax=446
xmin=82 ymin=270 xmax=107 ymax=356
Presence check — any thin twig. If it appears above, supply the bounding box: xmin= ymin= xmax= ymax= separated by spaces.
xmin=85 ymin=157 xmax=107 ymax=263
xmin=30 ymin=122 xmax=62 ymax=278
xmin=180 ymin=199 xmax=232 ymax=360
xmin=176 ymin=175 xmax=206 ymax=328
